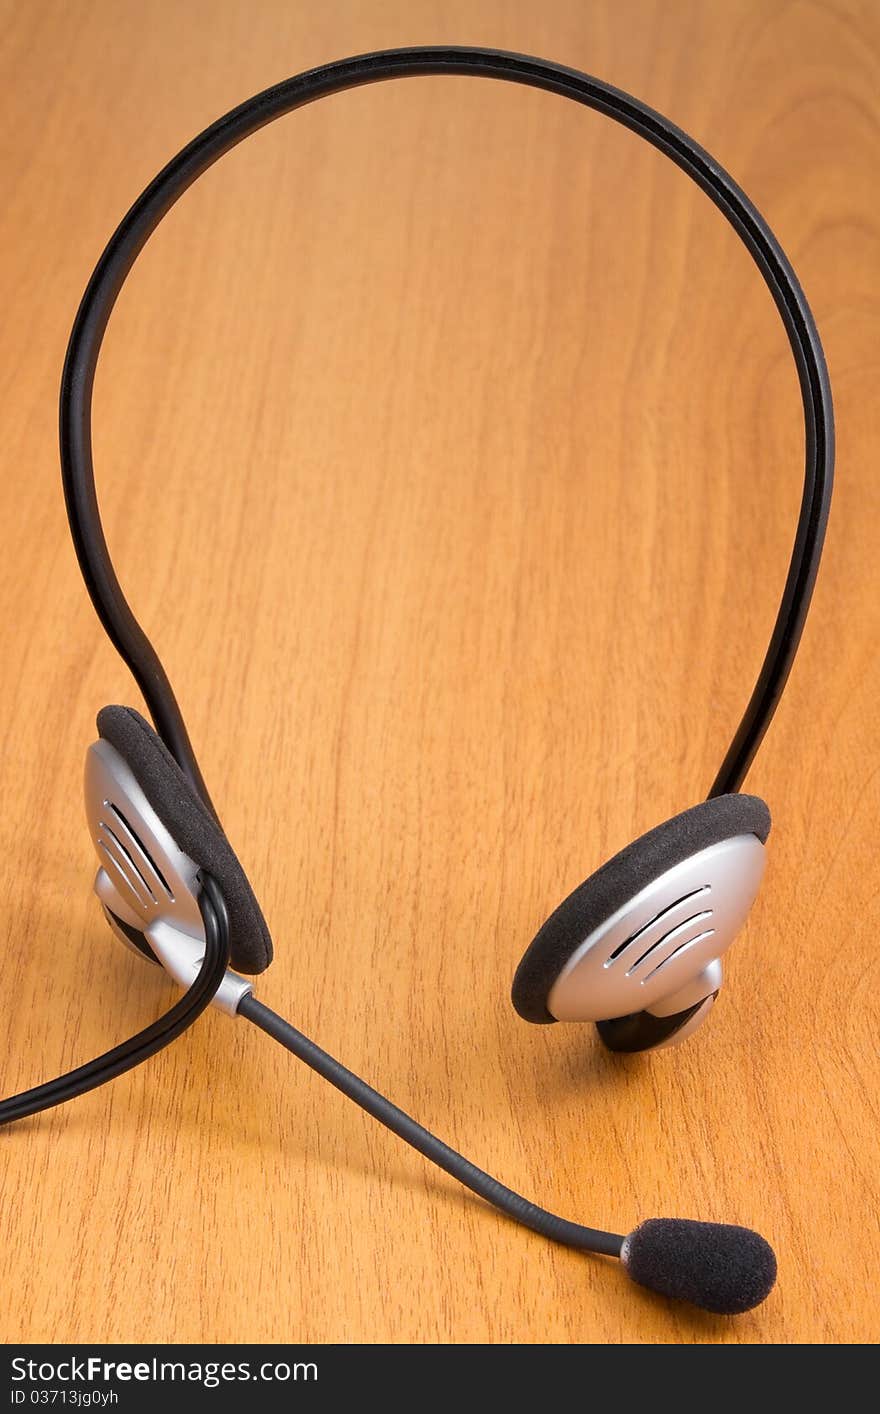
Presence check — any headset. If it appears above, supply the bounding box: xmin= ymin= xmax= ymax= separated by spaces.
xmin=0 ymin=47 xmax=833 ymax=1318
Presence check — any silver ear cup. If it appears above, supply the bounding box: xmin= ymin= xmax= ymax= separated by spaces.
xmin=546 ymin=834 xmax=765 ymax=1023
xmin=86 ymin=738 xmax=202 ymax=937
xmin=85 ymin=738 xmax=252 ymax=1016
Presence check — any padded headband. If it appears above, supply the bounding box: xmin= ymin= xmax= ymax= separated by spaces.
xmin=60 ymin=45 xmax=833 ymax=840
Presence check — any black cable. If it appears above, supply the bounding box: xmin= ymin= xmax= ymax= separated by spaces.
xmin=238 ymin=993 xmax=624 ymax=1258
xmin=0 ymin=874 xmax=229 ymax=1126
xmin=59 ymin=46 xmax=833 ymax=809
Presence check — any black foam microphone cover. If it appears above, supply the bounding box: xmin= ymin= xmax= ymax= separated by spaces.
xmin=621 ymin=1218 xmax=777 ymax=1314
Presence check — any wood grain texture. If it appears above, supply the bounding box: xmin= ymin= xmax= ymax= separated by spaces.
xmin=0 ymin=0 xmax=876 ymax=1345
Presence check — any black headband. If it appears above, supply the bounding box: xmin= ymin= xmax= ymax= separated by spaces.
xmin=60 ymin=45 xmax=833 ymax=819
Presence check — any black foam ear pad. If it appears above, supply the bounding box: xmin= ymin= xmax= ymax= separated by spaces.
xmin=96 ymin=706 xmax=273 ymax=975
xmin=511 ymin=795 xmax=770 ymax=1024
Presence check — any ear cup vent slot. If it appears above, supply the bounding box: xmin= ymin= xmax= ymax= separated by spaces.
xmin=626 ymin=911 xmax=715 ymax=976
xmin=605 ymin=885 xmax=711 ymax=968
xmin=98 ymin=799 xmax=175 ymax=905
xmin=640 ymin=928 xmax=718 ymax=983
xmin=97 ymin=835 xmax=154 ymax=912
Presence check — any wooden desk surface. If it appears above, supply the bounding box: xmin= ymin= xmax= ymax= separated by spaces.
xmin=0 ymin=0 xmax=876 ymax=1346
